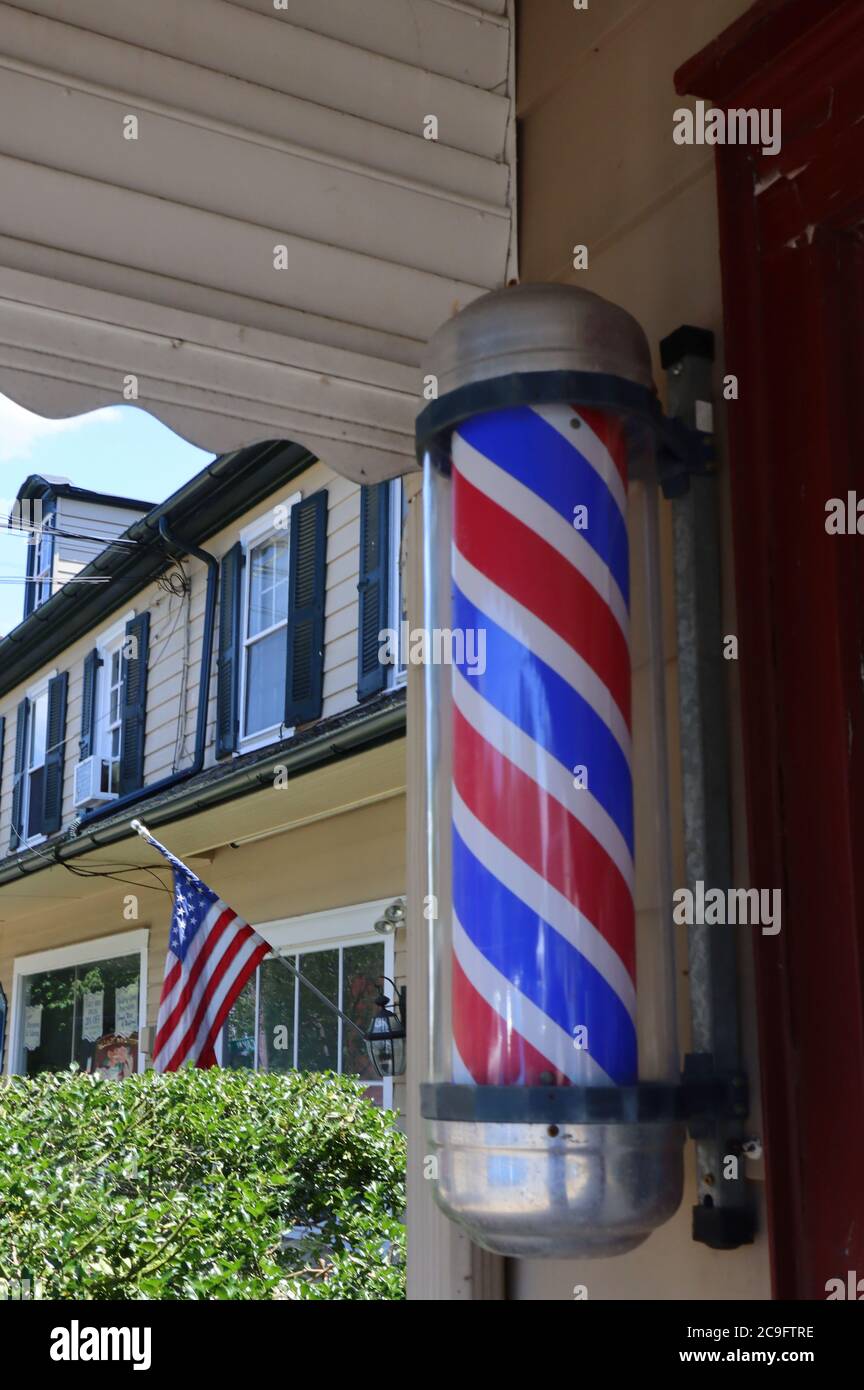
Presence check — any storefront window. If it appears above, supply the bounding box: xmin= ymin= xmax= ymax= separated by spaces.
xmin=225 ymin=939 xmax=387 ymax=1106
xmin=15 ymin=944 xmax=142 ymax=1078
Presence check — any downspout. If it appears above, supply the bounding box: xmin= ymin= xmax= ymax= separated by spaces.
xmin=78 ymin=518 xmax=219 ymax=826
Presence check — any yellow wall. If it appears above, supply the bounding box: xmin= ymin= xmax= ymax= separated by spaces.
xmin=0 ymin=789 xmax=407 ymax=1107
xmin=505 ymin=0 xmax=769 ymax=1299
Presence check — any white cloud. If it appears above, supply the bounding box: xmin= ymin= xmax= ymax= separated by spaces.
xmin=0 ymin=394 xmax=122 ymax=465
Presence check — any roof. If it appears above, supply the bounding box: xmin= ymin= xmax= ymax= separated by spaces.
xmin=13 ymin=474 xmax=155 ymax=515
xmin=0 ymin=687 xmax=406 ymax=887
xmin=0 ymin=438 xmax=316 ymax=697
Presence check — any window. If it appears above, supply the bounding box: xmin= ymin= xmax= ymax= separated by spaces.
xmin=12 ymin=671 xmax=67 ymax=849
xmin=24 ymin=497 xmax=56 ymax=616
xmin=239 ymin=494 xmax=300 ymax=746
xmin=94 ymin=633 xmax=126 ymax=795
xmin=9 ymin=931 xmax=147 ymax=1077
xmin=222 ymin=901 xmax=397 ymax=1107
xmin=20 ymin=682 xmax=50 ymax=844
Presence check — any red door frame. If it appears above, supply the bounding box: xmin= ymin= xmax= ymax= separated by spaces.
xmin=677 ymin=0 xmax=864 ymax=1300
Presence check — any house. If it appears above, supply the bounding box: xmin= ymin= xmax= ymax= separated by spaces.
xmin=0 ymin=448 xmax=408 ymax=1112
xmin=0 ymin=0 xmax=861 ymax=1305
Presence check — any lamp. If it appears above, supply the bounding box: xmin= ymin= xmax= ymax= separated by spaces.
xmin=374 ymin=898 xmax=406 ymax=935
xmin=365 ymin=978 xmax=406 ymax=1078
xmin=416 ymin=284 xmax=687 ymax=1258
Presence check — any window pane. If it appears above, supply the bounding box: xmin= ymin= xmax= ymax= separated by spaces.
xmin=248 ymin=542 xmax=274 ymax=635
xmin=72 ymin=954 xmax=141 ymax=1078
xmin=248 ymin=538 xmax=288 ymax=637
xmin=342 ymin=943 xmax=385 ymax=1081
xmin=224 ymin=970 xmax=257 ymax=1069
xmin=29 ymin=692 xmax=48 ymax=767
xmin=296 ymin=949 xmax=339 ymax=1073
xmin=244 ymin=629 xmax=286 ymax=735
xmin=257 ymin=955 xmax=295 ymax=1073
xmin=20 ymin=953 xmax=140 ymax=1078
xmin=21 ymin=965 xmax=76 ymax=1075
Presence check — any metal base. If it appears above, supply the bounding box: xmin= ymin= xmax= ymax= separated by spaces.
xmin=427 ymin=1119 xmax=685 ymax=1259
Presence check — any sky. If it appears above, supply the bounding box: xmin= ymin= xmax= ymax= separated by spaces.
xmin=0 ymin=394 xmax=214 ymax=636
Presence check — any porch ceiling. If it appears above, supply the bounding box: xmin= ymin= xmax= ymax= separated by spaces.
xmin=0 ymin=0 xmax=516 ymax=482
xmin=0 ymin=735 xmax=406 ymax=920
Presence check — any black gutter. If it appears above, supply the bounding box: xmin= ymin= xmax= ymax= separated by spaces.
xmin=79 ymin=517 xmax=219 ymax=827
xmin=0 ymin=692 xmax=406 ymax=887
xmin=0 ymin=440 xmax=315 ymax=696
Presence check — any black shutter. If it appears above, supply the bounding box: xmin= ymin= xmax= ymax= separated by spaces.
xmin=79 ymin=648 xmax=101 ymax=759
xmin=357 ymin=482 xmax=391 ymax=700
xmin=119 ymin=612 xmax=150 ymax=796
xmin=285 ymin=491 xmax=328 ymax=726
xmin=9 ymin=699 xmax=28 ymax=850
xmin=216 ymin=542 xmax=243 ymax=759
xmin=42 ymin=672 xmax=68 ymax=835
xmin=0 ymin=715 xmax=5 ymax=804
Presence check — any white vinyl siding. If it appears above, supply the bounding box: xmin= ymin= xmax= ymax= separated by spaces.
xmin=0 ymin=459 xmax=368 ymax=847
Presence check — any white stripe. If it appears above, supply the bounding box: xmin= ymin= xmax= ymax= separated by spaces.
xmin=155 ymin=899 xmax=229 ymax=1037
xmin=453 ymin=911 xmax=612 ymax=1086
xmin=453 ymin=787 xmax=636 ymax=1020
xmin=532 ymin=401 xmax=628 ymax=524
xmin=154 ymin=915 xmax=252 ymax=1066
xmin=452 ymin=546 xmax=631 ymax=761
xmin=186 ymin=933 xmax=264 ymax=1066
xmin=452 ymin=433 xmax=629 ymax=640
xmin=453 ymin=667 xmax=634 ymax=890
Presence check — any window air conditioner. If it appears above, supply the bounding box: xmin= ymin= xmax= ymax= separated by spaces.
xmin=73 ymin=756 xmax=116 ymax=809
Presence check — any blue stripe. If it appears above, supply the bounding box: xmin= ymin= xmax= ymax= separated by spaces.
xmin=453 ymin=584 xmax=634 ymax=854
xmin=453 ymin=828 xmax=637 ymax=1084
xmin=457 ymin=406 xmax=629 ymax=607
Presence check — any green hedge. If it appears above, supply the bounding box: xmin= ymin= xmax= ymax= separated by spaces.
xmin=0 ymin=1068 xmax=405 ymax=1300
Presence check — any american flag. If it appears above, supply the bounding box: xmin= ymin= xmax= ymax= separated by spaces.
xmin=134 ymin=822 xmax=271 ymax=1072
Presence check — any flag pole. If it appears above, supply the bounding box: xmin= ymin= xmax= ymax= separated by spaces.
xmin=130 ymin=819 xmax=367 ymax=1038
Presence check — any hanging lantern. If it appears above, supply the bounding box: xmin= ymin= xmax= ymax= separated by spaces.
xmin=365 ymin=981 xmax=407 ymax=1078
xmin=417 ymin=284 xmax=684 ymax=1258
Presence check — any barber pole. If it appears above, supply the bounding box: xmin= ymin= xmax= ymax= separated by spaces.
xmin=448 ymin=403 xmax=637 ymax=1089
xmin=419 ymin=284 xmax=684 ymax=1257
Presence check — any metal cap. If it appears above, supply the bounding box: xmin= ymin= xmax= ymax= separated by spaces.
xmin=423 ymin=284 xmax=655 ymax=396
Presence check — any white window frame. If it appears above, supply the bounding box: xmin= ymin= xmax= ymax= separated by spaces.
xmin=18 ymin=667 xmax=58 ymax=849
xmin=387 ymin=477 xmax=407 ymax=689
xmin=7 ymin=929 xmax=149 ymax=1077
xmin=219 ymin=898 xmax=398 ymax=1107
xmin=92 ymin=610 xmax=135 ymax=796
xmin=237 ymin=492 xmax=301 ymax=753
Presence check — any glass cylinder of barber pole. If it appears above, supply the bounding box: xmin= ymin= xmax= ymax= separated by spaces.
xmin=419 ymin=285 xmax=683 ymax=1258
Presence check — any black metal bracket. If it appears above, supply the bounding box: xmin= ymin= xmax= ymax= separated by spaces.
xmin=414 ymin=367 xmax=713 ymax=497
xmin=658 ymin=324 xmax=717 ymax=498
xmin=421 ymin=1065 xmax=748 ymax=1127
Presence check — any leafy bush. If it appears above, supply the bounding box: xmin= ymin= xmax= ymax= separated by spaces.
xmin=0 ymin=1067 xmax=405 ymax=1300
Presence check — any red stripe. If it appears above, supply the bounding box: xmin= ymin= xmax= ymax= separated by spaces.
xmin=197 ymin=940 xmax=270 ymax=1068
xmin=453 ymin=468 xmax=631 ymax=727
xmin=163 ymin=924 xmax=258 ymax=1072
xmin=574 ymin=406 xmax=629 ymax=491
xmin=453 ymin=707 xmax=636 ymax=980
xmin=152 ymin=908 xmax=236 ymax=1062
xmin=452 ymin=955 xmax=569 ymax=1086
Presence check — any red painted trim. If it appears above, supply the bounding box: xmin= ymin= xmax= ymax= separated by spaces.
xmin=675 ymin=0 xmax=851 ymax=101
xmin=678 ymin=0 xmax=864 ymax=1299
